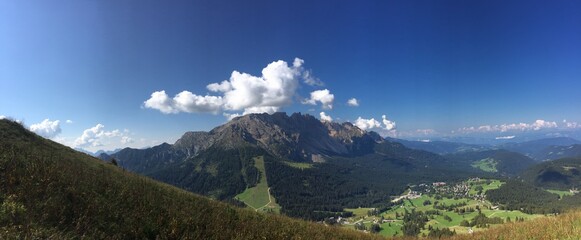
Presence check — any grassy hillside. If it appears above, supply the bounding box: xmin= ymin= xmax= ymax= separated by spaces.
xmin=445 ymin=150 xmax=536 ymax=176
xmin=235 ymin=156 xmax=281 ymax=213
xmin=520 ymin=157 xmax=581 ymax=190
xmin=0 ymin=119 xmax=381 ymax=239
xmin=446 ymin=209 xmax=581 ymax=240
xmin=471 ymin=158 xmax=498 ymax=172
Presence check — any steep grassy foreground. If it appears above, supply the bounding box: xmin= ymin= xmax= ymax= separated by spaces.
xmin=0 ymin=119 xmax=380 ymax=239
xmin=447 ymin=210 xmax=581 ymax=240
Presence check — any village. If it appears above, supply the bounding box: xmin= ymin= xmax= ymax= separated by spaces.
xmin=333 ymin=178 xmax=534 ymax=237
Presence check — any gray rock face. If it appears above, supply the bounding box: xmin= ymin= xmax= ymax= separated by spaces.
xmin=174 ymin=112 xmax=382 ymax=161
xmin=114 ymin=112 xmax=382 ymax=173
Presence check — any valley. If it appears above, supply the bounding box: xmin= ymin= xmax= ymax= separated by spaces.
xmin=2 ymin=113 xmax=581 ymax=239
xmin=3 ymin=1 xmax=581 ymax=239
xmin=337 ymin=178 xmax=542 ymax=237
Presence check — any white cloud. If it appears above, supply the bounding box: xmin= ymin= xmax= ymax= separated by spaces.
xmin=121 ymin=136 xmax=134 ymax=144
xmin=207 ymin=80 xmax=232 ymax=92
xmin=143 ymin=90 xmax=223 ymax=114
xmin=382 ymin=115 xmax=396 ymax=130
xmin=29 ymin=119 xmax=61 ymax=138
xmin=65 ymin=120 xmax=73 ymax=124
xmin=145 ymin=58 xmax=313 ymax=117
xmin=415 ymin=129 xmax=437 ymax=135
xmin=495 ymin=136 xmax=515 ymax=140
xmin=74 ymin=124 xmax=130 ymax=148
xmin=223 ymin=113 xmax=242 ymax=121
xmin=303 ymin=89 xmax=334 ymax=109
xmin=320 ymin=112 xmax=332 ymax=122
xmin=74 ymin=124 xmax=105 ymax=147
xmin=302 ymin=70 xmax=323 ymax=86
xmin=353 ymin=115 xmax=397 ymax=132
xmin=0 ymin=115 xmax=5 ymax=120
xmin=459 ymin=119 xmax=559 ymax=133
xmin=353 ymin=117 xmax=382 ymax=131
xmin=563 ymin=119 xmax=580 ymax=129
xmin=347 ymin=98 xmax=359 ymax=107
xmin=292 ymin=58 xmax=323 ymax=86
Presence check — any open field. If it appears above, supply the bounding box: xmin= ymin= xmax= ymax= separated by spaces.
xmin=341 ymin=178 xmax=541 ymax=237
xmin=471 ymin=158 xmax=498 ymax=172
xmin=235 ymin=156 xmax=281 ymax=212
xmin=547 ymin=189 xmax=575 ymax=199
xmin=468 ymin=179 xmax=503 ymax=195
xmin=282 ymin=161 xmax=313 ymax=169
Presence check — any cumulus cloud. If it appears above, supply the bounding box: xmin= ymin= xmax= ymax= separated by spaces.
xmin=145 ymin=58 xmax=314 ymax=117
xmin=292 ymin=58 xmax=323 ymax=86
xmin=29 ymin=119 xmax=61 ymax=138
xmin=495 ymin=136 xmax=515 ymax=140
xmin=223 ymin=113 xmax=242 ymax=121
xmin=347 ymin=98 xmax=359 ymax=107
xmin=382 ymin=115 xmax=396 ymax=130
xmin=563 ymin=119 xmax=580 ymax=129
xmin=353 ymin=117 xmax=382 ymax=131
xmin=320 ymin=112 xmax=333 ymax=122
xmin=65 ymin=120 xmax=73 ymax=124
xmin=143 ymin=90 xmax=223 ymax=114
xmin=459 ymin=119 xmax=558 ymax=133
xmin=353 ymin=115 xmax=397 ymax=133
xmin=303 ymin=89 xmax=334 ymax=109
xmin=0 ymin=115 xmax=5 ymax=119
xmin=74 ymin=124 xmax=130 ymax=148
xmin=121 ymin=136 xmax=134 ymax=144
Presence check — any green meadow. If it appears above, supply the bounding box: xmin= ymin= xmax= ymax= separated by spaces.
xmin=235 ymin=156 xmax=281 ymax=213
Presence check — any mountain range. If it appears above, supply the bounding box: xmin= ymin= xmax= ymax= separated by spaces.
xmin=82 ymin=112 xmax=581 ymax=220
xmin=3 ymin=114 xmax=581 ymax=238
xmin=106 ymin=113 xmax=475 ymax=219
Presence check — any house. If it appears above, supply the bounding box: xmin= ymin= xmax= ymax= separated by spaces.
xmin=433 ymin=182 xmax=446 ymax=187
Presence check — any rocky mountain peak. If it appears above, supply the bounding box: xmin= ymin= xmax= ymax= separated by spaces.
xmin=172 ymin=112 xmax=381 ymax=162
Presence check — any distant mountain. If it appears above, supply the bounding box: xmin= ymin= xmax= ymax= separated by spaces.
xmin=520 ymin=157 xmax=581 ymax=190
xmin=73 ymin=147 xmax=94 ymax=156
xmin=111 ymin=112 xmax=474 ymax=219
xmin=93 ymin=148 xmax=122 ymax=157
xmin=531 ymin=144 xmax=581 ymax=161
xmin=114 ymin=112 xmax=382 ymax=171
xmin=0 ymin=118 xmax=378 ymax=239
xmin=445 ymin=149 xmax=536 ymax=176
xmin=498 ymin=137 xmax=581 ymax=160
xmin=96 ymin=152 xmax=111 ymax=161
xmin=386 ymin=137 xmax=489 ymax=154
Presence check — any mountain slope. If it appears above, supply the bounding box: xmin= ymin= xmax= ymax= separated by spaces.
xmin=532 ymin=144 xmax=581 ymax=161
xmin=110 ymin=112 xmax=386 ymax=203
xmin=386 ymin=137 xmax=488 ymax=155
xmin=445 ymin=150 xmax=536 ymax=176
xmin=498 ymin=137 xmax=581 ymax=160
xmin=448 ymin=209 xmax=581 ymax=240
xmin=520 ymin=157 xmax=581 ymax=190
xmin=0 ymin=119 xmax=382 ymax=239
xmin=115 ymin=112 xmax=381 ymax=173
xmin=110 ymin=112 xmax=478 ymax=220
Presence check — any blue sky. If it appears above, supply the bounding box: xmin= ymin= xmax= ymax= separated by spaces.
xmin=1 ymin=0 xmax=580 ymax=151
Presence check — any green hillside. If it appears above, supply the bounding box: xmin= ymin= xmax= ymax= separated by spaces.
xmin=0 ymin=119 xmax=380 ymax=239
xmin=471 ymin=158 xmax=498 ymax=172
xmin=235 ymin=156 xmax=281 ymax=213
xmin=520 ymin=157 xmax=581 ymax=190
